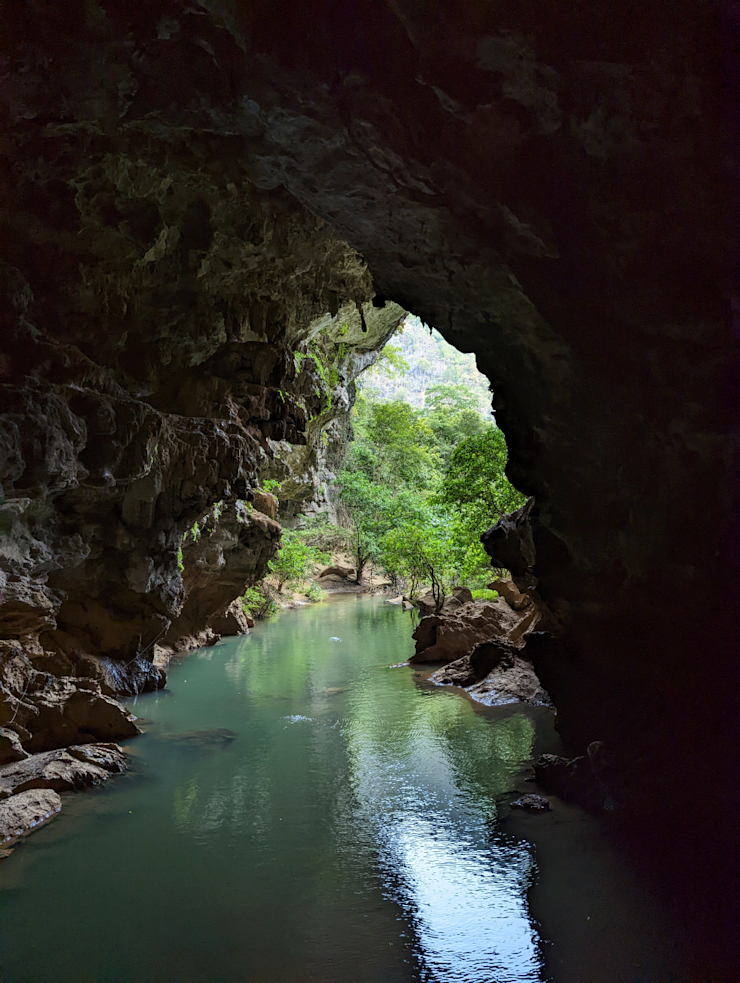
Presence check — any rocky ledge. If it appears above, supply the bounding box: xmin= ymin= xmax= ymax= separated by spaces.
xmin=415 ymin=579 xmax=553 ymax=708
xmin=0 ymin=742 xmax=127 ymax=851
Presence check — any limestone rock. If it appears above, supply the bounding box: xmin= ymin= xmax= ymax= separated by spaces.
xmin=431 ymin=637 xmax=550 ymax=707
xmin=0 ymin=744 xmax=126 ymax=797
xmin=0 ymin=1 xmax=737 ymax=965
xmin=410 ymin=600 xmax=521 ymax=663
xmin=209 ymin=599 xmax=253 ymax=636
xmin=431 ymin=637 xmax=519 ymax=686
xmin=481 ymin=499 xmax=536 ymax=583
xmin=0 ymin=644 xmax=140 ymax=753
xmin=0 ymin=789 xmax=62 ymax=843
xmin=466 ymin=657 xmax=551 ymax=707
xmin=0 ymin=727 xmax=29 ymax=765
xmin=318 ymin=564 xmax=356 ymax=581
xmin=488 ymin=578 xmax=532 ymax=611
xmin=415 ymin=586 xmax=473 ymax=616
xmin=251 ymin=491 xmax=278 ymax=520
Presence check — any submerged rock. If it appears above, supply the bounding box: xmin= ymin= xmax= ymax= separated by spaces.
xmin=0 ymin=789 xmax=62 ymax=844
xmin=511 ymin=794 xmax=551 ymax=811
xmin=164 ymin=728 xmax=237 ymax=748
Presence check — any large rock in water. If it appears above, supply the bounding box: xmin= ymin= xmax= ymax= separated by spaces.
xmin=411 ymin=599 xmax=528 ymax=663
xmin=0 ymin=744 xmax=127 ymax=797
xmin=0 ymin=789 xmax=62 ymax=844
xmin=431 ymin=637 xmax=551 ymax=707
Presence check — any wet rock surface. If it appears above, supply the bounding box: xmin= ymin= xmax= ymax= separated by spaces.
xmin=431 ymin=634 xmax=551 ymax=707
xmin=511 ymin=794 xmax=551 ymax=812
xmin=0 ymin=642 xmax=140 ymax=754
xmin=0 ymin=743 xmax=127 ymax=798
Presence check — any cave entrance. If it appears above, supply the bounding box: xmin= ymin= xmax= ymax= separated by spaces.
xmin=266 ymin=308 xmax=524 ymax=605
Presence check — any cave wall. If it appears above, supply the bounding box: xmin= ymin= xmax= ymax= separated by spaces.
xmin=0 ymin=0 xmax=738 ymax=971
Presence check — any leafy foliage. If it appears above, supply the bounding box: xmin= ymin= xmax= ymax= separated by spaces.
xmin=437 ymin=427 xmax=526 ymax=580
xmin=241 ymin=584 xmax=277 ymax=620
xmin=336 ymin=383 xmax=523 ymax=593
xmin=269 ymin=532 xmax=329 ymax=592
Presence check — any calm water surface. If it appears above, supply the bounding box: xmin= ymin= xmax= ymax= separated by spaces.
xmin=0 ymin=597 xmax=684 ymax=982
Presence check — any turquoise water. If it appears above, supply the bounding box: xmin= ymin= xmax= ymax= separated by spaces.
xmin=0 ymin=596 xmax=551 ymax=983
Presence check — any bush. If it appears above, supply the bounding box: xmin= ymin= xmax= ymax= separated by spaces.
xmin=304 ymin=582 xmax=326 ymax=602
xmin=471 ymin=588 xmax=499 ymax=601
xmin=241 ymin=585 xmax=277 ymax=620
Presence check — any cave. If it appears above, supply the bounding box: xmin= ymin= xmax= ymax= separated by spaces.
xmin=0 ymin=1 xmax=738 ymax=977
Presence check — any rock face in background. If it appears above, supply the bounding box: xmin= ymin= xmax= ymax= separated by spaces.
xmin=0 ymin=1 xmax=737 ymax=971
xmin=260 ymin=301 xmax=406 ymax=521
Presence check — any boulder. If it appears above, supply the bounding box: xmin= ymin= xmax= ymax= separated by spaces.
xmin=0 ymin=788 xmax=62 ymax=843
xmin=0 ymin=727 xmax=29 ymax=765
xmin=209 ymin=599 xmax=253 ymax=636
xmin=415 ymin=586 xmax=473 ymax=616
xmin=252 ymin=490 xmax=278 ymax=520
xmin=488 ymin=578 xmax=532 ymax=611
xmin=318 ymin=564 xmax=356 ymax=581
xmin=430 ymin=637 xmax=518 ymax=687
xmin=431 ymin=637 xmax=550 ymax=707
xmin=410 ymin=599 xmax=521 ymax=663
xmin=0 ymin=743 xmax=127 ymax=797
xmin=466 ymin=656 xmax=551 ymax=707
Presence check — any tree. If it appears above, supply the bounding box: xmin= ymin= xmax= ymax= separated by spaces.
xmin=335 ymin=471 xmax=394 ymax=582
xmin=269 ymin=534 xmax=313 ymax=591
xmin=363 ymin=400 xmax=440 ymax=488
xmin=437 ymin=425 xmax=526 ymax=580
xmin=381 ymin=520 xmax=452 ymax=610
xmin=424 ymin=383 xmax=480 ymax=414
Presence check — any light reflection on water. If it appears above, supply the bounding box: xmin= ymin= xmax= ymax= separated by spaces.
xmin=0 ymin=596 xmax=545 ymax=983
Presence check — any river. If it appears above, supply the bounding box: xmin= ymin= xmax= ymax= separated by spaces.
xmin=0 ymin=596 xmax=686 ymax=982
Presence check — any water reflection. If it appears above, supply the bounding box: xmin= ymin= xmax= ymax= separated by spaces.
xmin=0 ymin=596 xmax=544 ymax=983
xmin=343 ymin=657 xmax=542 ymax=982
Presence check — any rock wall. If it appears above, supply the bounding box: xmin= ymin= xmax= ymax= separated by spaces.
xmin=260 ymin=301 xmax=406 ymax=521
xmin=0 ymin=1 xmax=737 ymax=972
